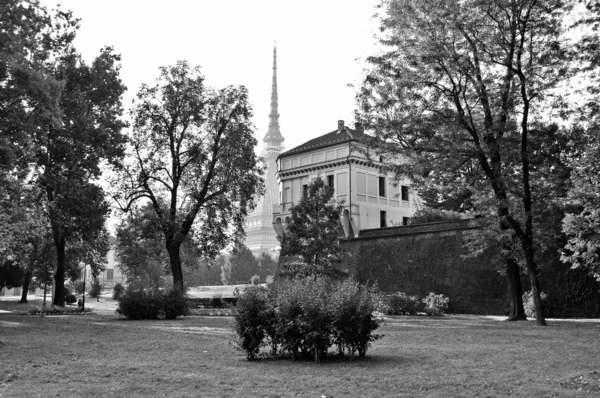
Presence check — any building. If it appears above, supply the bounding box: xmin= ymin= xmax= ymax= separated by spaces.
xmin=272 ymin=120 xmax=419 ymax=240
xmin=243 ymin=46 xmax=285 ymax=257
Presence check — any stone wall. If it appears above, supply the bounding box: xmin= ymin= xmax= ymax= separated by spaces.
xmin=340 ymin=220 xmax=508 ymax=315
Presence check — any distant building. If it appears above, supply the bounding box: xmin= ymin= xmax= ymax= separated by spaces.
xmin=244 ymin=46 xmax=285 ymax=257
xmin=272 ymin=120 xmax=419 ymax=240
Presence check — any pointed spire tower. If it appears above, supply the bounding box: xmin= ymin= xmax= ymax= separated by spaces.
xmin=263 ymin=45 xmax=284 ymax=149
xmin=243 ymin=44 xmax=285 ymax=258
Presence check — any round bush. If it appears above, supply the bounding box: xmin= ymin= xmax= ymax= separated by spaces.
xmin=162 ymin=289 xmax=189 ymax=319
xmin=65 ymin=294 xmax=77 ymax=304
xmin=116 ymin=288 xmax=162 ymax=320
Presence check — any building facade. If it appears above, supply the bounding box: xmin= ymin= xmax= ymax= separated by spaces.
xmin=243 ymin=46 xmax=285 ymax=257
xmin=273 ymin=120 xmax=419 ymax=240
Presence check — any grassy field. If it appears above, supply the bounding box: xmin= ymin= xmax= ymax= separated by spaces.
xmin=0 ymin=310 xmax=599 ymax=397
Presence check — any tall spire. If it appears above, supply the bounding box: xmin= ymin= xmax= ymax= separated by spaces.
xmin=263 ymin=44 xmax=284 ymax=146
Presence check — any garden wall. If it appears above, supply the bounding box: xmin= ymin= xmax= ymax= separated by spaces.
xmin=339 ymin=220 xmax=508 ymax=315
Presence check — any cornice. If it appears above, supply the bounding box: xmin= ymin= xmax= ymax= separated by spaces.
xmin=277 ymin=157 xmax=386 ymax=178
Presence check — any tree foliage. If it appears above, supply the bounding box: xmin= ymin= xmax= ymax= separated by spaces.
xmin=1 ymin=1 xmax=127 ymax=306
xmin=114 ymin=61 xmax=263 ymax=291
xmin=279 ymin=177 xmax=345 ymax=279
xmin=357 ymin=0 xmax=574 ymax=325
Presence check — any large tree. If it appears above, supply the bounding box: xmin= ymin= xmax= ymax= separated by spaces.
xmin=38 ymin=47 xmax=126 ymax=307
xmin=114 ymin=61 xmax=263 ymax=292
xmin=358 ymin=0 xmax=574 ymax=325
xmin=1 ymin=1 xmax=125 ymax=306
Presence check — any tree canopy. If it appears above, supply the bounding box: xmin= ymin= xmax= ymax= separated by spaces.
xmin=357 ymin=0 xmax=577 ymax=325
xmin=114 ymin=61 xmax=264 ymax=291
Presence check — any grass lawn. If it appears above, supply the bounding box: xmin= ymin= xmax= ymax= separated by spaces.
xmin=0 ymin=311 xmax=599 ymax=397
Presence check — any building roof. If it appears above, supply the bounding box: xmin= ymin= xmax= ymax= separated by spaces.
xmin=278 ymin=123 xmax=365 ymax=159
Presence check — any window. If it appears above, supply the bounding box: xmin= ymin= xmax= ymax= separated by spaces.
xmin=402 ymin=217 xmax=410 ymax=226
xmin=302 ymin=184 xmax=308 ymax=197
xmin=401 ymin=186 xmax=410 ymax=201
xmin=327 ymin=175 xmax=334 ymax=189
xmin=378 ymin=177 xmax=386 ymax=197
xmin=284 ymin=187 xmax=291 ymax=203
xmin=380 ymin=211 xmax=387 ymax=228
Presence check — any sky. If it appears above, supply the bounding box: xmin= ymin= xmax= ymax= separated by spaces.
xmin=39 ymin=0 xmax=383 ymax=153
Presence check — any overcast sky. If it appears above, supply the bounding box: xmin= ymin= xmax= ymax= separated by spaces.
xmin=39 ymin=0 xmax=382 ymax=153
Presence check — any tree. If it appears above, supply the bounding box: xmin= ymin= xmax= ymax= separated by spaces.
xmin=229 ymin=245 xmax=262 ymax=284
xmin=358 ymin=0 xmax=574 ymax=325
xmin=114 ymin=61 xmax=264 ymax=292
xmin=1 ymin=2 xmax=127 ymax=306
xmin=561 ymin=129 xmax=600 ymax=280
xmin=38 ymin=47 xmax=126 ymax=307
xmin=560 ymin=2 xmax=600 ymax=280
xmin=280 ymin=177 xmax=345 ymax=279
xmin=0 ymin=0 xmax=67 ymax=183
xmin=115 ymin=205 xmax=166 ymax=289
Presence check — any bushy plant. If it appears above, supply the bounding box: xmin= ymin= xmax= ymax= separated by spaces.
xmin=522 ymin=290 xmax=548 ymax=318
xmin=297 ymin=278 xmax=332 ymax=362
xmin=162 ymin=288 xmax=189 ymax=319
xmin=272 ymin=279 xmax=306 ymax=361
xmin=384 ymin=292 xmax=423 ymax=315
xmin=89 ymin=278 xmax=103 ymax=298
xmin=330 ymin=279 xmax=383 ymax=358
xmin=65 ymin=294 xmax=77 ymax=304
xmin=232 ymin=286 xmax=273 ymax=360
xmin=422 ymin=293 xmax=450 ymax=315
xmin=233 ymin=277 xmax=383 ymax=362
xmin=113 ymin=283 xmax=125 ymax=300
xmin=116 ymin=288 xmax=162 ymax=320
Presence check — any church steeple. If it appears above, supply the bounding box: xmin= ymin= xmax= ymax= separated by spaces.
xmin=263 ymin=45 xmax=284 ymax=147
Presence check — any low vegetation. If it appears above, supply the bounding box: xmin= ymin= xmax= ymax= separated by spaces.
xmin=116 ymin=287 xmax=188 ymax=320
xmin=233 ymin=278 xmax=382 ymax=362
xmin=0 ymin=313 xmax=599 ymax=397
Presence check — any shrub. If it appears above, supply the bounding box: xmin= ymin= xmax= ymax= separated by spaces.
xmin=422 ymin=293 xmax=450 ymax=315
xmin=329 ymin=279 xmax=383 ymax=358
xmin=162 ymin=288 xmax=189 ymax=319
xmin=522 ymin=290 xmax=549 ymax=318
xmin=89 ymin=278 xmax=103 ymax=298
xmin=384 ymin=292 xmax=423 ymax=315
xmin=233 ymin=277 xmax=383 ymax=362
xmin=113 ymin=283 xmax=125 ymax=300
xmin=233 ymin=286 xmax=273 ymax=360
xmin=65 ymin=294 xmax=77 ymax=304
xmin=297 ymin=277 xmax=332 ymax=362
xmin=116 ymin=288 xmax=162 ymax=320
xmin=272 ymin=279 xmax=306 ymax=361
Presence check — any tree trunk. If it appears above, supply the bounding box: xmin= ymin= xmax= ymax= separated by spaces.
xmin=505 ymin=257 xmax=526 ymax=321
xmin=19 ymin=270 xmax=32 ymax=303
xmin=525 ymin=256 xmax=547 ymax=326
xmin=167 ymin=239 xmax=184 ymax=292
xmin=53 ymin=234 xmax=66 ymax=307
